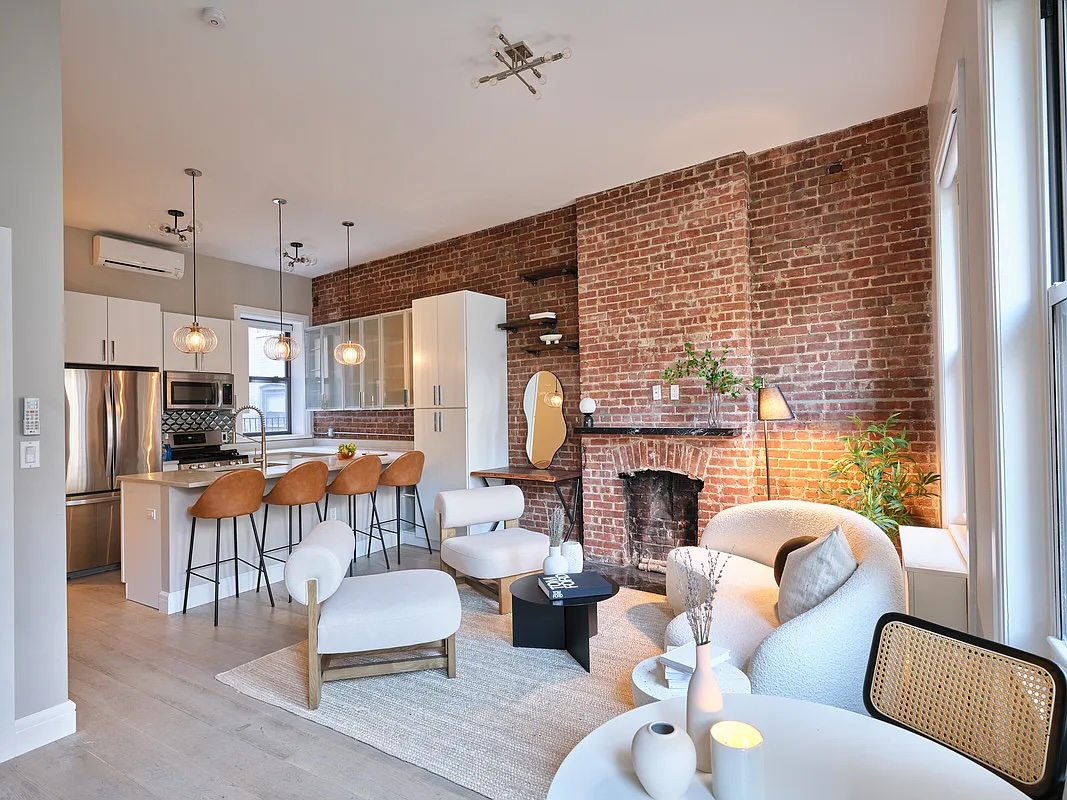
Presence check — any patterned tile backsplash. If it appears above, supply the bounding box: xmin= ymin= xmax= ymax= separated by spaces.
xmin=161 ymin=410 xmax=234 ymax=434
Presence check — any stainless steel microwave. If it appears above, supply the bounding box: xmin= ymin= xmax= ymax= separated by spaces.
xmin=163 ymin=371 xmax=235 ymax=411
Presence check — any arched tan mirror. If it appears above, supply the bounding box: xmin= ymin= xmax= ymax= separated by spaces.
xmin=524 ymin=370 xmax=567 ymax=469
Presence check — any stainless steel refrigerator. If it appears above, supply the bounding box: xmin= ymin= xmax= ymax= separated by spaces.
xmin=64 ymin=367 xmax=161 ymax=577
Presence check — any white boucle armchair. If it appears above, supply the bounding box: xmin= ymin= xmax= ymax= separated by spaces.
xmin=665 ymin=500 xmax=904 ymax=714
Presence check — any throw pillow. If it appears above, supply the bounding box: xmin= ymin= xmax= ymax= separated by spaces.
xmin=777 ymin=526 xmax=858 ymax=623
xmin=773 ymin=535 xmax=818 ymax=585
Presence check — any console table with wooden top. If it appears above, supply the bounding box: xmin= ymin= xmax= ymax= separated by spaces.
xmin=469 ymin=466 xmax=583 ymax=540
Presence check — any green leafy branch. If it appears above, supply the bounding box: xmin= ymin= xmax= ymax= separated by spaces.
xmin=661 ymin=342 xmax=751 ymax=399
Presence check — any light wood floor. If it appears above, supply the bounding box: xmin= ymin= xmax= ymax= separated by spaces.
xmin=1 ymin=545 xmax=484 ymax=800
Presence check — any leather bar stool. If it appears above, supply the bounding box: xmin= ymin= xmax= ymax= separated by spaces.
xmin=374 ymin=451 xmax=432 ymax=566
xmin=323 ymin=454 xmax=389 ymax=570
xmin=259 ymin=460 xmax=329 ymax=600
xmin=183 ymin=469 xmax=272 ymax=627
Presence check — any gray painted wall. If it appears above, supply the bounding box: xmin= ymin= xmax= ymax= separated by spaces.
xmin=65 ymin=226 xmax=312 ymax=319
xmin=0 ymin=0 xmax=69 ymax=720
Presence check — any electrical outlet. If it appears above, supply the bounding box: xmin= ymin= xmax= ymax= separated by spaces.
xmin=146 ymin=508 xmax=157 ymax=520
xmin=328 ymin=508 xmax=339 ymax=521
xmin=651 ymin=384 xmax=662 ymax=401
xmin=670 ymin=384 xmax=680 ymax=401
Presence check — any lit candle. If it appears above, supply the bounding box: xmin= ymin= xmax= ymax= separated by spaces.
xmin=710 ymin=721 xmax=764 ymax=800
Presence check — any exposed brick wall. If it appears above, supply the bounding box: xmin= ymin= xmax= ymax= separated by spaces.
xmin=311 ymin=207 xmax=580 ymax=533
xmin=576 ymin=153 xmax=758 ymax=563
xmin=748 ymin=106 xmax=937 ymax=523
xmin=311 ymin=107 xmax=938 ymax=560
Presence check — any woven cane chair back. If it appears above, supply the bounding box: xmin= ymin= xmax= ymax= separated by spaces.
xmin=864 ymin=613 xmax=1067 ymax=798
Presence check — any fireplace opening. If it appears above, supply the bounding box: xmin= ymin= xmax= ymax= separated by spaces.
xmin=621 ymin=469 xmax=704 ymax=572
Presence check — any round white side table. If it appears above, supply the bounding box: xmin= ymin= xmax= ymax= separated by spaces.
xmin=631 ymin=654 xmax=751 ymax=706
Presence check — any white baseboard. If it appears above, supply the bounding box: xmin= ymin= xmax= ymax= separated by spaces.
xmin=12 ymin=699 xmax=76 ymax=759
xmin=160 ymin=562 xmax=286 ymax=614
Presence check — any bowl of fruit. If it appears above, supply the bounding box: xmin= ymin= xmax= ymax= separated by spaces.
xmin=337 ymin=443 xmax=357 ymax=460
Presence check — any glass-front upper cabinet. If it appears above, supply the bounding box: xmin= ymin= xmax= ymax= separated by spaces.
xmin=341 ymin=319 xmax=362 ymax=410
xmin=322 ymin=323 xmax=345 ymax=409
xmin=304 ymin=326 xmax=324 ymax=410
xmin=361 ymin=316 xmax=382 ymax=408
xmin=381 ymin=310 xmax=412 ymax=408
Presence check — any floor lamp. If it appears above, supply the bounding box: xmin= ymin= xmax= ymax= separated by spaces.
xmin=758 ymin=386 xmax=794 ymax=500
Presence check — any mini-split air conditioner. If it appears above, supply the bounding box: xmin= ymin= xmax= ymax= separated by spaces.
xmin=91 ymin=235 xmax=185 ymax=279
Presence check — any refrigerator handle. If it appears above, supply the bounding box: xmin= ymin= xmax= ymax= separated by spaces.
xmin=101 ymin=340 xmax=107 ymax=363
xmin=110 ymin=340 xmax=115 ymax=363
xmin=104 ymin=374 xmax=116 ymax=485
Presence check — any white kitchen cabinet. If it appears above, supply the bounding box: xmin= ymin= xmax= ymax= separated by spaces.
xmin=162 ymin=312 xmax=231 ymax=373
xmin=230 ymin=319 xmax=250 ymax=408
xmin=65 ymin=291 xmax=109 ymax=364
xmin=381 ymin=310 xmax=412 ymax=408
xmin=361 ymin=316 xmax=382 ymax=408
xmin=413 ymin=290 xmax=507 ymax=541
xmin=64 ymin=291 xmax=162 ymax=368
xmin=304 ymin=323 xmax=345 ymax=410
xmin=311 ymin=311 xmax=413 ymax=411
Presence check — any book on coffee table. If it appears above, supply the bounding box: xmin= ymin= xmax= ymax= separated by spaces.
xmin=658 ymin=641 xmax=730 ymax=675
xmin=538 ymin=572 xmax=613 ymax=601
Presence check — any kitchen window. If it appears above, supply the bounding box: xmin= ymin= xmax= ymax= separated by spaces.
xmin=246 ymin=323 xmax=293 ymax=436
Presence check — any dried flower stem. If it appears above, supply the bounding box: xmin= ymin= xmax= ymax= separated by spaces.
xmin=680 ymin=547 xmax=731 ymax=646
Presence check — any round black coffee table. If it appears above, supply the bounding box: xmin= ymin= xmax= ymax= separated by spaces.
xmin=509 ymin=573 xmax=620 ymax=673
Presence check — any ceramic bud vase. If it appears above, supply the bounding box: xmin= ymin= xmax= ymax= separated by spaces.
xmin=543 ymin=546 xmax=568 ymax=576
xmin=561 ymin=540 xmax=584 ymax=573
xmin=630 ymin=721 xmax=697 ymax=800
xmin=686 ymin=641 xmax=725 ymax=773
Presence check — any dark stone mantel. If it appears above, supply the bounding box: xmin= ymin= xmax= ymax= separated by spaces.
xmin=573 ymin=426 xmax=741 ymax=437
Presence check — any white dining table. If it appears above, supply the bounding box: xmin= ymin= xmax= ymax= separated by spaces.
xmin=548 ymin=693 xmax=1028 ymax=799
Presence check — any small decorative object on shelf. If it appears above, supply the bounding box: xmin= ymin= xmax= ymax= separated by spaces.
xmin=579 ymin=397 xmax=596 ymax=427
xmin=561 ymin=539 xmax=584 ymax=573
xmin=680 ymin=546 xmax=731 ymax=773
xmin=631 ymin=721 xmax=697 ymax=800
xmin=711 ymin=721 xmax=765 ymax=800
xmin=662 ymin=342 xmax=753 ymax=428
xmin=543 ymin=507 xmax=568 ymax=576
xmin=337 ymin=443 xmax=356 ymax=460
xmin=540 ymin=331 xmax=563 ymax=345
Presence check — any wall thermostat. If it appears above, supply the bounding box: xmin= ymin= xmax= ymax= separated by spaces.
xmin=22 ymin=397 xmax=40 ymax=436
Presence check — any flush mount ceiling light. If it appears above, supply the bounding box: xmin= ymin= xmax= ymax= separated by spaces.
xmin=334 ymin=221 xmax=366 ymax=367
xmin=470 ymin=25 xmax=571 ymax=100
xmin=264 ymin=198 xmax=301 ymax=362
xmin=172 ymin=168 xmax=218 ymax=355
xmin=278 ymin=241 xmax=318 ymax=273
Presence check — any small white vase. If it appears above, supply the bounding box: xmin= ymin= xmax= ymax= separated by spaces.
xmin=686 ymin=641 xmax=724 ymax=773
xmin=561 ymin=540 xmax=584 ymax=573
xmin=631 ymin=721 xmax=697 ymax=800
xmin=543 ymin=546 xmax=568 ymax=576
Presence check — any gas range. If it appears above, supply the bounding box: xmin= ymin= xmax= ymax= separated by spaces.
xmin=163 ymin=429 xmax=251 ymax=471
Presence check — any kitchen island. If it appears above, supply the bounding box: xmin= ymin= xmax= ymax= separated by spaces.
xmin=118 ymin=449 xmax=407 ymax=614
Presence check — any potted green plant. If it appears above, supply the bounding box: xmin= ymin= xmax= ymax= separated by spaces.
xmin=662 ymin=343 xmax=750 ymax=428
xmin=819 ymin=413 xmax=940 ymax=542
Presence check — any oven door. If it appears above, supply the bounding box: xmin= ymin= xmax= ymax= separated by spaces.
xmin=164 ymin=371 xmax=235 ymax=411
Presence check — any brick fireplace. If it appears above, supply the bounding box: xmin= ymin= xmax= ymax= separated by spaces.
xmin=309 ymin=107 xmax=938 ymax=559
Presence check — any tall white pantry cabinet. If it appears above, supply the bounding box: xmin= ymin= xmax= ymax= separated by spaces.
xmin=413 ymin=290 xmax=507 ymax=542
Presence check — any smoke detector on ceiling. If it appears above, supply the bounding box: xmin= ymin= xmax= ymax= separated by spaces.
xmin=201 ymin=7 xmax=226 ymax=28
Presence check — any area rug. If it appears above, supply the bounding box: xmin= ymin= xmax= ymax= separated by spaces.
xmin=216 ymin=585 xmax=672 ymax=800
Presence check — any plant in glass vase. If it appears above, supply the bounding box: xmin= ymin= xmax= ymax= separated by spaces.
xmin=662 ymin=342 xmax=750 ymax=428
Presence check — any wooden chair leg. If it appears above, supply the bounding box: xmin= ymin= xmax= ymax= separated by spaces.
xmin=307 ymin=579 xmax=322 ymax=710
xmin=498 ymin=575 xmax=517 ymax=615
xmin=445 ymin=633 xmax=457 ymax=678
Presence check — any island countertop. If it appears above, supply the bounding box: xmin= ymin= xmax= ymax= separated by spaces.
xmin=117 ymin=450 xmax=405 ymax=489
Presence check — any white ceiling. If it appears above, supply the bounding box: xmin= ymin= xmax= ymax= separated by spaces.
xmin=61 ymin=0 xmax=947 ymax=277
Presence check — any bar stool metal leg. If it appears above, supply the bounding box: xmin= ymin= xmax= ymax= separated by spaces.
xmin=395 ymin=486 xmax=402 ymax=565
xmin=257 ymin=504 xmax=270 ymax=593
xmin=413 ymin=485 xmax=432 ymax=553
xmin=182 ymin=518 xmax=197 ymax=615
xmin=214 ymin=519 xmax=222 ymax=627
xmin=371 ymin=495 xmax=390 ymax=569
xmin=248 ymin=513 xmax=274 ymax=607
xmin=232 ymin=517 xmax=240 ymax=598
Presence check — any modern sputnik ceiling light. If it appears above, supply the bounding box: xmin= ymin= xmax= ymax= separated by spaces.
xmin=279 ymin=241 xmax=318 ymax=273
xmin=471 ymin=26 xmax=571 ymax=99
xmin=172 ymin=168 xmax=218 ymax=355
xmin=333 ymin=221 xmax=366 ymax=367
xmin=264 ymin=198 xmax=301 ymax=362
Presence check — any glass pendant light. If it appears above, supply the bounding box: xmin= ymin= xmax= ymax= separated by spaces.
xmin=172 ymin=168 xmax=218 ymax=355
xmin=264 ymin=198 xmax=301 ymax=361
xmin=333 ymin=220 xmax=366 ymax=366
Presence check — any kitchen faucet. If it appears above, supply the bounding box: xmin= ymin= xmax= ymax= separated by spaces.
xmin=232 ymin=405 xmax=268 ymax=472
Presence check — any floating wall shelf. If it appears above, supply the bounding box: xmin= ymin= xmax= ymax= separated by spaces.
xmin=497 ymin=318 xmax=559 ymax=332
xmin=519 ymin=264 xmax=578 ymax=284
xmin=573 ymin=426 xmax=741 ymax=437
xmin=523 ymin=341 xmax=580 ymax=355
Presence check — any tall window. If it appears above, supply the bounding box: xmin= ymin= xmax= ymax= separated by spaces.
xmin=246 ymin=323 xmax=292 ymax=435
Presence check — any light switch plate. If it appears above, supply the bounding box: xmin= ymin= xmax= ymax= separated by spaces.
xmin=19 ymin=441 xmax=40 ymax=469
xmin=670 ymin=384 xmax=680 ymax=401
xmin=651 ymin=384 xmax=662 ymax=401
